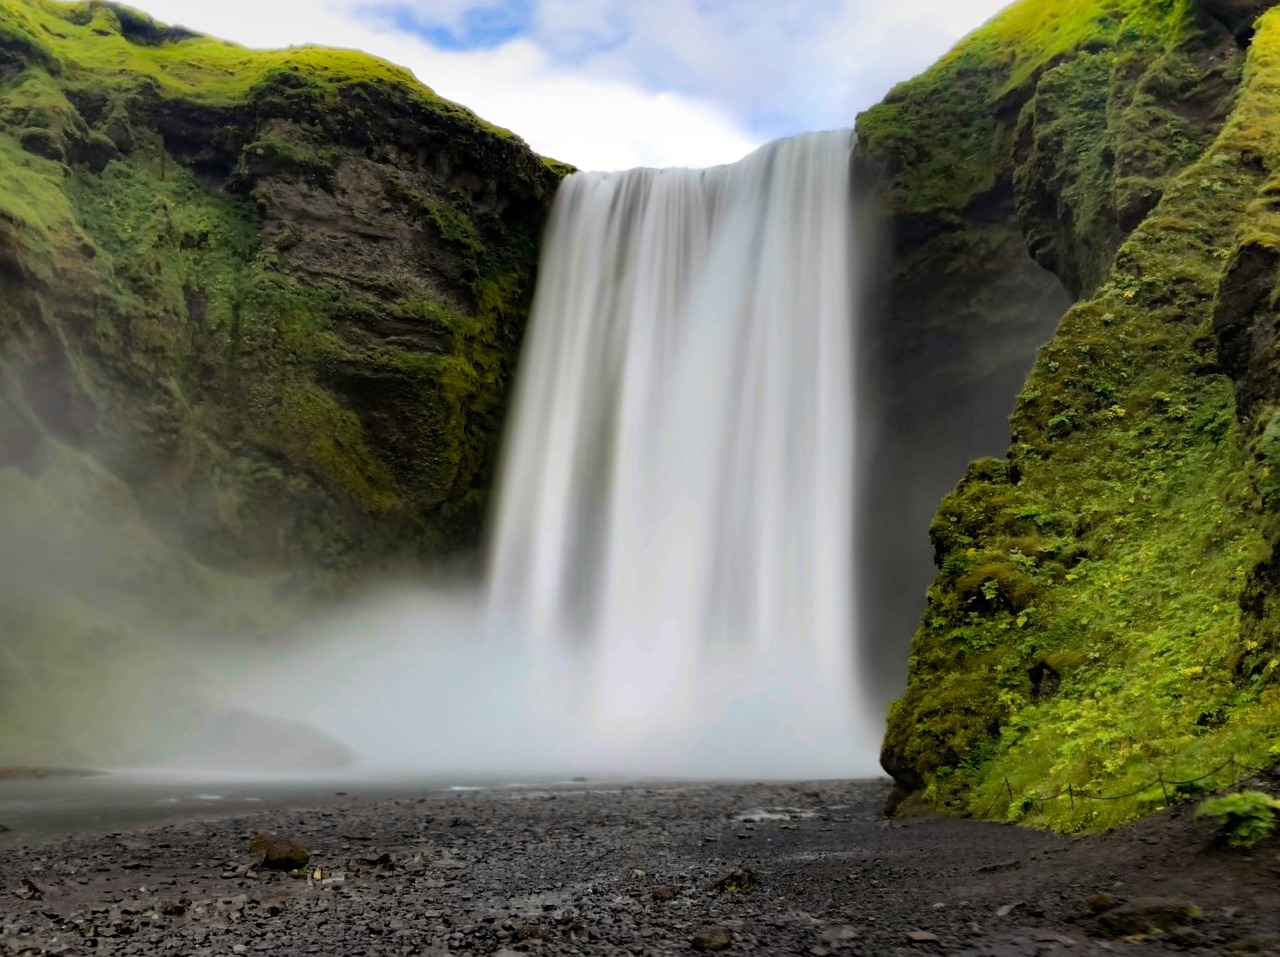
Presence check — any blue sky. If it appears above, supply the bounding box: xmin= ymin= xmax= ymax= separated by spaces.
xmin=132 ymin=0 xmax=1013 ymax=170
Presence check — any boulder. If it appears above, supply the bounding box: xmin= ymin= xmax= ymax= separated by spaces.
xmin=691 ymin=928 xmax=734 ymax=951
xmin=711 ymin=868 xmax=759 ymax=894
xmin=1096 ymin=898 xmax=1202 ymax=938
xmin=249 ymin=834 xmax=310 ymax=871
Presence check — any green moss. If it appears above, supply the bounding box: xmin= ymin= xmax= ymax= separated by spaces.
xmin=542 ymin=157 xmax=578 ymax=178
xmin=0 ymin=1 xmax=459 ymax=113
xmin=270 ymin=382 xmax=400 ymax=514
xmin=238 ymin=136 xmax=341 ymax=188
xmin=0 ymin=0 xmax=567 ymax=571
xmin=884 ymin=6 xmax=1280 ymax=832
xmin=858 ymin=0 xmax=1207 ymax=218
xmin=427 ymin=199 xmax=486 ymax=258
xmin=0 ymin=0 xmax=566 ymax=763
xmin=1197 ymin=790 xmax=1280 ymax=847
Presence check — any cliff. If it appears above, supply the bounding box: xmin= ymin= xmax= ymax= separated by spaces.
xmin=0 ymin=0 xmax=566 ymax=572
xmin=868 ymin=0 xmax=1280 ymax=829
xmin=0 ymin=0 xmax=564 ymax=763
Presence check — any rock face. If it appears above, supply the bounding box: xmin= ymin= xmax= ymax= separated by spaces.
xmin=868 ymin=0 xmax=1280 ymax=828
xmin=856 ymin=0 xmax=1245 ymax=716
xmin=1202 ymin=0 xmax=1280 ymax=38
xmin=0 ymin=0 xmax=565 ymax=578
xmin=0 ymin=0 xmax=564 ymax=764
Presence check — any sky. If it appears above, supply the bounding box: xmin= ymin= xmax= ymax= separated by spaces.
xmin=130 ymin=0 xmax=1013 ymax=171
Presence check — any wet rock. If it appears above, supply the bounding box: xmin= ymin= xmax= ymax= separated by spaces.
xmin=821 ymin=925 xmax=861 ymax=943
xmin=1226 ymin=933 xmax=1280 ymax=953
xmin=711 ymin=869 xmax=759 ymax=894
xmin=158 ymin=899 xmax=190 ymax=918
xmin=652 ymin=886 xmax=679 ymax=902
xmin=1085 ymin=893 xmax=1121 ymax=915
xmin=977 ymin=859 xmax=1021 ymax=874
xmin=1200 ymin=0 xmax=1279 ymax=38
xmin=513 ymin=924 xmax=555 ymax=942
xmin=692 ymin=927 xmax=734 ymax=951
xmin=1212 ymin=243 xmax=1280 ymax=419
xmin=1095 ymin=898 xmax=1202 ymax=938
xmin=1036 ymin=932 xmax=1075 ymax=946
xmin=249 ymin=834 xmax=310 ymax=871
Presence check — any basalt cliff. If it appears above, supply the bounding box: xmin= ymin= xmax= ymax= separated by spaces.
xmin=869 ymin=0 xmax=1280 ymax=829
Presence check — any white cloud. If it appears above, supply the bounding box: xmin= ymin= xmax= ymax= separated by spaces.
xmin=129 ymin=0 xmax=758 ymax=170
xmin=375 ymin=0 xmax=1013 ymax=136
xmin=124 ymin=0 xmax=1013 ymax=171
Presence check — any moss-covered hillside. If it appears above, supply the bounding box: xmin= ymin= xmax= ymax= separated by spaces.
xmin=0 ymin=0 xmax=565 ymax=763
xmin=0 ymin=0 xmax=565 ymax=574
xmin=868 ymin=0 xmax=1280 ymax=830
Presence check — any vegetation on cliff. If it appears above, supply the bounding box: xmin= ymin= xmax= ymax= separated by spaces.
xmin=0 ymin=0 xmax=564 ymax=573
xmin=0 ymin=0 xmax=565 ymax=764
xmin=873 ymin=0 xmax=1280 ymax=830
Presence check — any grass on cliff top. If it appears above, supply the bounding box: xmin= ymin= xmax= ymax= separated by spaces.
xmin=888 ymin=7 xmax=1280 ymax=832
xmin=856 ymin=0 xmax=1200 ymax=212
xmin=0 ymin=0 xmax=523 ymax=139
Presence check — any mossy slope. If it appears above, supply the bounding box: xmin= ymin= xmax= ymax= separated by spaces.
xmin=0 ymin=0 xmax=565 ymax=573
xmin=0 ymin=0 xmax=565 ymax=763
xmin=870 ymin=0 xmax=1280 ymax=829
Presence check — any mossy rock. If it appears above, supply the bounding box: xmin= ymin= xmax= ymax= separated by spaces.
xmin=1096 ymin=899 xmax=1203 ymax=938
xmin=0 ymin=0 xmax=567 ymax=578
xmin=249 ymin=833 xmax=310 ymax=871
xmin=874 ymin=0 xmax=1280 ymax=834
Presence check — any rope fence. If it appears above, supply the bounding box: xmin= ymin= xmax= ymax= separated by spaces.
xmin=978 ymin=755 xmax=1274 ymax=817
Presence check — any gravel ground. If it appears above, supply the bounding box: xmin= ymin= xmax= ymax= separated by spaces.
xmin=1 ymin=777 xmax=1278 ymax=956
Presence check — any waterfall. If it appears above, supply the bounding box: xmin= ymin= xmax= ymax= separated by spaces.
xmin=486 ymin=130 xmax=875 ymax=777
xmin=226 ymin=131 xmax=879 ymax=780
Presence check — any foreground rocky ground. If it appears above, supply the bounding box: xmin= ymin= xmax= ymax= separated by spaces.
xmin=0 ymin=777 xmax=1277 ymax=956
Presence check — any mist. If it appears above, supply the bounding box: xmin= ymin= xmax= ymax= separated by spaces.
xmin=0 ymin=370 xmax=352 ymax=772
xmin=195 ymin=582 xmax=879 ymax=781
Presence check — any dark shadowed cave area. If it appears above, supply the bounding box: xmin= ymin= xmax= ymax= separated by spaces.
xmin=854 ymin=202 xmax=1072 ymax=714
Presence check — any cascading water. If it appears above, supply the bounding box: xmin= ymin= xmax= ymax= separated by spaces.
xmin=487 ymin=129 xmax=872 ymax=776
xmin=226 ymin=130 xmax=880 ymax=780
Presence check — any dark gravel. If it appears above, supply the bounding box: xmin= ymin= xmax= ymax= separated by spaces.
xmin=1 ymin=778 xmax=1278 ymax=955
